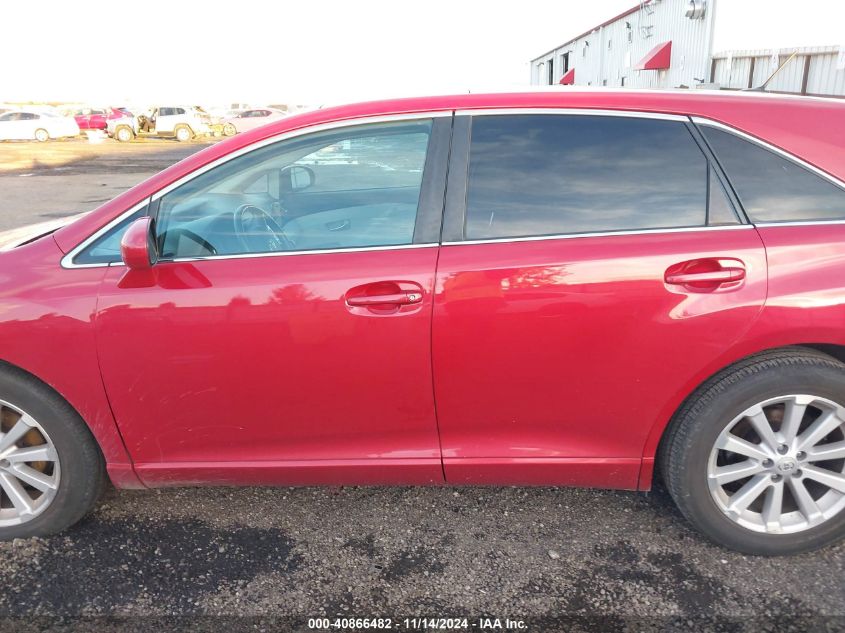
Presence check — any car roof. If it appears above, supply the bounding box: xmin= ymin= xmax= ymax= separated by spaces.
xmin=53 ymin=89 xmax=845 ymax=253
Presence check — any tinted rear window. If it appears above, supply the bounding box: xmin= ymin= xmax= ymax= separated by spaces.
xmin=464 ymin=115 xmax=710 ymax=240
xmin=701 ymin=126 xmax=845 ymax=223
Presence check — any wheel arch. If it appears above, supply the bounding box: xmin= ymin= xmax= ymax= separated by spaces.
xmin=0 ymin=356 xmax=143 ymax=490
xmin=174 ymin=123 xmax=193 ymax=138
xmin=638 ymin=343 xmax=845 ymax=490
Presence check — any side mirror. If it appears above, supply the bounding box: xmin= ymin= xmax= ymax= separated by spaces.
xmin=281 ymin=165 xmax=315 ymax=193
xmin=120 ymin=217 xmax=158 ymax=270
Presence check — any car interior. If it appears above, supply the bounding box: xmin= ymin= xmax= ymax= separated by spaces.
xmin=155 ymin=122 xmax=431 ymax=259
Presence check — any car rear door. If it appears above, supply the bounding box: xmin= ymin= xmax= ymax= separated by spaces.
xmin=432 ymin=112 xmax=767 ymax=489
xmin=89 ymin=115 xmax=452 ymax=486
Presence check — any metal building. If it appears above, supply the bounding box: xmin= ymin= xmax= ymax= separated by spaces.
xmin=530 ymin=0 xmax=845 ymax=97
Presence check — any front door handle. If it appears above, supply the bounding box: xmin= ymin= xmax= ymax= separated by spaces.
xmin=345 ymin=281 xmax=425 ymax=314
xmin=664 ymin=258 xmax=747 ymax=292
xmin=346 ymin=292 xmax=422 ymax=307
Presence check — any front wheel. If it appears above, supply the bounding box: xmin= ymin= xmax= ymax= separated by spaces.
xmin=115 ymin=126 xmax=134 ymax=142
xmin=0 ymin=366 xmax=104 ymax=539
xmin=174 ymin=125 xmax=193 ymax=142
xmin=222 ymin=123 xmax=236 ymax=137
xmin=661 ymin=348 xmax=845 ymax=555
xmin=34 ymin=128 xmax=49 ymax=142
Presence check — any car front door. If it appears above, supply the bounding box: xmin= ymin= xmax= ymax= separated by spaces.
xmin=89 ymin=116 xmax=451 ymax=486
xmin=433 ymin=113 xmax=767 ymax=489
xmin=74 ymin=109 xmax=90 ymax=129
xmin=155 ymin=107 xmax=175 ymax=133
xmin=238 ymin=110 xmax=261 ymax=133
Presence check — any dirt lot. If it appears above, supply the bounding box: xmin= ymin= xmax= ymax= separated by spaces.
xmin=0 ymin=139 xmax=843 ymax=632
xmin=0 ymin=138 xmax=214 ymax=232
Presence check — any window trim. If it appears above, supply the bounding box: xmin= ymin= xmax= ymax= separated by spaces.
xmin=685 ymin=119 xmax=747 ymax=224
xmin=691 ymin=116 xmax=845 ymax=227
xmin=62 ymin=111 xmax=453 ymax=269
xmin=444 ymin=223 xmax=753 ymax=247
xmin=443 ymin=109 xmax=742 ymax=245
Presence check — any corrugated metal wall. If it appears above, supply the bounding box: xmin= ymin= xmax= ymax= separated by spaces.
xmin=711 ymin=47 xmax=845 ymax=96
xmin=530 ymin=0 xmax=845 ymax=97
xmin=531 ymin=0 xmax=716 ymax=89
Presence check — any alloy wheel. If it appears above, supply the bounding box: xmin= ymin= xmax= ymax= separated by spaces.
xmin=0 ymin=400 xmax=60 ymax=527
xmin=708 ymin=395 xmax=845 ymax=534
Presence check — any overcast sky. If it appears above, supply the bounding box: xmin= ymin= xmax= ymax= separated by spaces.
xmin=1 ymin=0 xmax=843 ymax=106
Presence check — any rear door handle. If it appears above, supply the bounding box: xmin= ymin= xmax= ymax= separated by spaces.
xmin=346 ymin=292 xmax=422 ymax=306
xmin=665 ymin=267 xmax=746 ymax=285
xmin=664 ymin=258 xmax=747 ymax=292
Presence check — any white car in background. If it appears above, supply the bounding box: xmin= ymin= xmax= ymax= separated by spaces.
xmin=0 ymin=110 xmax=80 ymax=141
xmin=110 ymin=106 xmax=211 ymax=142
xmin=106 ymin=111 xmax=139 ymax=143
xmin=220 ymin=108 xmax=287 ymax=136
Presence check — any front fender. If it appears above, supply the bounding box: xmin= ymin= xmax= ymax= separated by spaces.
xmin=0 ymin=235 xmax=142 ymax=488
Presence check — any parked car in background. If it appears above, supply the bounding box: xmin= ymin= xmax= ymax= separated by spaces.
xmin=0 ymin=110 xmax=79 ymax=141
xmin=2 ymin=90 xmax=845 ymax=556
xmin=121 ymin=106 xmax=211 ymax=142
xmin=146 ymin=106 xmax=210 ymax=142
xmin=71 ymin=108 xmax=108 ymax=131
xmin=221 ymin=108 xmax=287 ymax=136
xmin=106 ymin=110 xmax=139 ymax=143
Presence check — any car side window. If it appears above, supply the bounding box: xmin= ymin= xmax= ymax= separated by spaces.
xmin=154 ymin=119 xmax=433 ymax=259
xmin=73 ymin=206 xmax=148 ymax=265
xmin=463 ymin=114 xmax=717 ymax=240
xmin=701 ymin=125 xmax=845 ymax=223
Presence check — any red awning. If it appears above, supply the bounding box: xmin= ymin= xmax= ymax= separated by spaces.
xmin=635 ymin=41 xmax=672 ymax=71
xmin=558 ymin=68 xmax=575 ymax=85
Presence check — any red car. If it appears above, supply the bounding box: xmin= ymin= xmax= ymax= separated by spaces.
xmin=2 ymin=90 xmax=845 ymax=555
xmin=72 ymin=107 xmax=131 ymax=131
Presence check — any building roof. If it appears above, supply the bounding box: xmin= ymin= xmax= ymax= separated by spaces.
xmin=531 ymin=2 xmax=646 ymax=62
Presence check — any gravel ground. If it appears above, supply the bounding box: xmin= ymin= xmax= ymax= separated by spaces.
xmin=0 ymin=139 xmax=843 ymax=632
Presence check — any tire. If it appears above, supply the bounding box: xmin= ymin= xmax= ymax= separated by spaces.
xmin=0 ymin=365 xmax=105 ymax=540
xmin=661 ymin=347 xmax=845 ymax=555
xmin=115 ymin=126 xmax=134 ymax=143
xmin=222 ymin=123 xmax=236 ymax=137
xmin=34 ymin=128 xmax=49 ymax=142
xmin=174 ymin=125 xmax=193 ymax=142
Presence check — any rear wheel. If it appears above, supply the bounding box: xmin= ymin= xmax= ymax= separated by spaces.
xmin=34 ymin=128 xmax=49 ymax=142
xmin=661 ymin=348 xmax=845 ymax=555
xmin=0 ymin=366 xmax=104 ymax=539
xmin=174 ymin=125 xmax=193 ymax=142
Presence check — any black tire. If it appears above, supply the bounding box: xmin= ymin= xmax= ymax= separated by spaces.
xmin=661 ymin=347 xmax=845 ymax=555
xmin=0 ymin=365 xmax=105 ymax=540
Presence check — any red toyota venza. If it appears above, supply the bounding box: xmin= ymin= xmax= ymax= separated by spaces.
xmin=1 ymin=91 xmax=845 ymax=555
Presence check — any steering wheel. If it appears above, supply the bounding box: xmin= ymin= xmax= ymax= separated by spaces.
xmin=233 ymin=204 xmax=294 ymax=252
